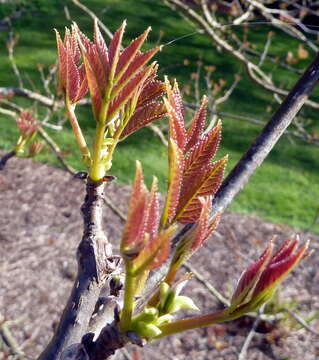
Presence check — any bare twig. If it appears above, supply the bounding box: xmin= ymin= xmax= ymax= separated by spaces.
xmin=211 ymin=51 xmax=319 ymax=216
xmin=184 ymin=103 xmax=319 ymax=146
xmin=38 ymin=127 xmax=76 ymax=175
xmin=163 ymin=0 xmax=319 ymax=110
xmin=70 ymin=0 xmax=114 ymax=41
xmin=0 ymin=314 xmax=26 ymax=359
xmin=238 ymin=307 xmax=263 ymax=360
xmin=103 ymin=196 xmax=126 ymax=222
xmin=146 ymin=124 xmax=168 ymax=147
xmin=0 ymin=87 xmax=56 ymax=107
xmin=285 ymin=308 xmax=319 ymax=336
xmin=6 ymin=30 xmax=24 ymax=88
xmin=182 ymin=262 xmax=230 ymax=306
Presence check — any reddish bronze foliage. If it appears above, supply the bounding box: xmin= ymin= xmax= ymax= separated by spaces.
xmin=163 ymin=79 xmax=227 ymax=225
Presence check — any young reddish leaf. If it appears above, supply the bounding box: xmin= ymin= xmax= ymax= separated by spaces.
xmin=56 ymin=26 xmax=88 ymax=104
xmin=66 ymin=50 xmax=80 ymax=103
xmin=137 ymin=80 xmax=165 ymax=107
xmin=121 ymin=161 xmax=149 ymax=254
xmin=134 ymin=225 xmax=177 ymax=273
xmin=107 ymin=64 xmax=154 ymax=120
xmin=167 ymin=199 xmax=219 ymax=283
xmin=112 ymin=47 xmax=161 ymax=100
xmin=184 ymin=121 xmax=222 ymax=177
xmin=120 ymin=101 xmax=166 ymax=140
xmin=253 ymin=238 xmax=309 ymax=296
xmin=115 ymin=27 xmax=151 ymax=80
xmin=161 ymin=139 xmax=185 ymax=227
xmin=55 ymin=30 xmax=67 ymax=92
xmin=82 ymin=55 xmax=103 ymax=119
xmin=93 ymin=19 xmax=109 ymax=72
xmin=16 ymin=110 xmax=39 ymax=138
xmin=177 ymin=156 xmax=228 ymax=223
xmin=75 ymin=65 xmax=89 ymax=102
xmin=165 ymin=78 xmax=187 ymax=151
xmin=268 ymin=236 xmax=298 ymax=264
xmin=108 ymin=20 xmax=126 ymax=82
xmin=231 ymin=238 xmax=275 ymax=307
xmin=229 ymin=237 xmax=310 ymax=315
xmin=185 ymin=96 xmax=208 ymax=152
xmin=144 ymin=177 xmax=160 ymax=241
xmin=189 ymin=196 xmax=212 ymax=252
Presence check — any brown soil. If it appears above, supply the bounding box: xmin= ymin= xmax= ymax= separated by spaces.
xmin=1 ymin=153 xmax=319 ymax=360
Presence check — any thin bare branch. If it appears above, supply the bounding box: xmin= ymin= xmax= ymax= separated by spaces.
xmin=38 ymin=127 xmax=76 ymax=175
xmin=0 ymin=87 xmax=56 ymax=107
xmin=238 ymin=308 xmax=263 ymax=360
xmin=182 ymin=262 xmax=230 ymax=306
xmin=285 ymin=308 xmax=319 ymax=336
xmin=70 ymin=0 xmax=114 ymax=41
xmin=211 ymin=51 xmax=319 ymax=216
xmin=163 ymin=0 xmax=319 ymax=110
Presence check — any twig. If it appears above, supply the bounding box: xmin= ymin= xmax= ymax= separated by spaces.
xmin=163 ymin=0 xmax=319 ymax=110
xmin=285 ymin=308 xmax=319 ymax=336
xmin=182 ymin=262 xmax=230 ymax=306
xmin=238 ymin=308 xmax=263 ymax=360
xmin=0 ymin=87 xmax=56 ymax=107
xmin=38 ymin=180 xmax=118 ymax=360
xmin=146 ymin=124 xmax=168 ymax=147
xmin=38 ymin=127 xmax=76 ymax=175
xmin=0 ymin=315 xmax=26 ymax=359
xmin=103 ymin=196 xmax=126 ymax=222
xmin=7 ymin=30 xmax=24 ymax=88
xmin=211 ymin=51 xmax=319 ymax=216
xmin=70 ymin=0 xmax=114 ymax=41
xmin=144 ymin=49 xmax=319 ymax=309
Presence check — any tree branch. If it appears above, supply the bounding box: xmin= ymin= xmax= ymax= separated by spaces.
xmin=211 ymin=51 xmax=319 ymax=216
xmin=143 ymin=49 xmax=319 ymax=309
xmin=163 ymin=0 xmax=319 ymax=110
xmin=0 ymin=151 xmax=16 ymax=170
xmin=0 ymin=87 xmax=56 ymax=107
xmin=38 ymin=180 xmax=118 ymax=360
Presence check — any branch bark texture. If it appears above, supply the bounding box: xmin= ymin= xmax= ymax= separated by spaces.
xmin=38 ymin=180 xmax=116 ymax=360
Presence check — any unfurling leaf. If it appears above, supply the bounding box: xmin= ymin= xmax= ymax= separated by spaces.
xmin=161 ymin=139 xmax=184 ymax=227
xmin=177 ymin=156 xmax=227 ymax=223
xmin=55 ymin=27 xmax=88 ymax=104
xmin=166 ymin=197 xmax=220 ymax=283
xmin=163 ymin=79 xmax=227 ymax=226
xmin=121 ymin=160 xmax=149 ymax=257
xmin=76 ymin=20 xmax=162 ymax=125
xmin=228 ymin=236 xmax=310 ymax=315
xmin=121 ymin=162 xmax=176 ymax=273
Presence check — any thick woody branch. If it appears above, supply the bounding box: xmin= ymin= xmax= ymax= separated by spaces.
xmin=0 ymin=151 xmax=16 ymax=170
xmin=38 ymin=180 xmax=117 ymax=360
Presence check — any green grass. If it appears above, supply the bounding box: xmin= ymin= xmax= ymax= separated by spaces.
xmin=0 ymin=0 xmax=319 ymax=233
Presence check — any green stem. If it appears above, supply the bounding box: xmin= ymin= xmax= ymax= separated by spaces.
xmin=89 ymin=121 xmax=107 ymax=181
xmin=65 ymin=98 xmax=91 ymax=166
xmin=120 ymin=262 xmax=136 ymax=331
xmin=157 ymin=309 xmax=237 ymax=338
